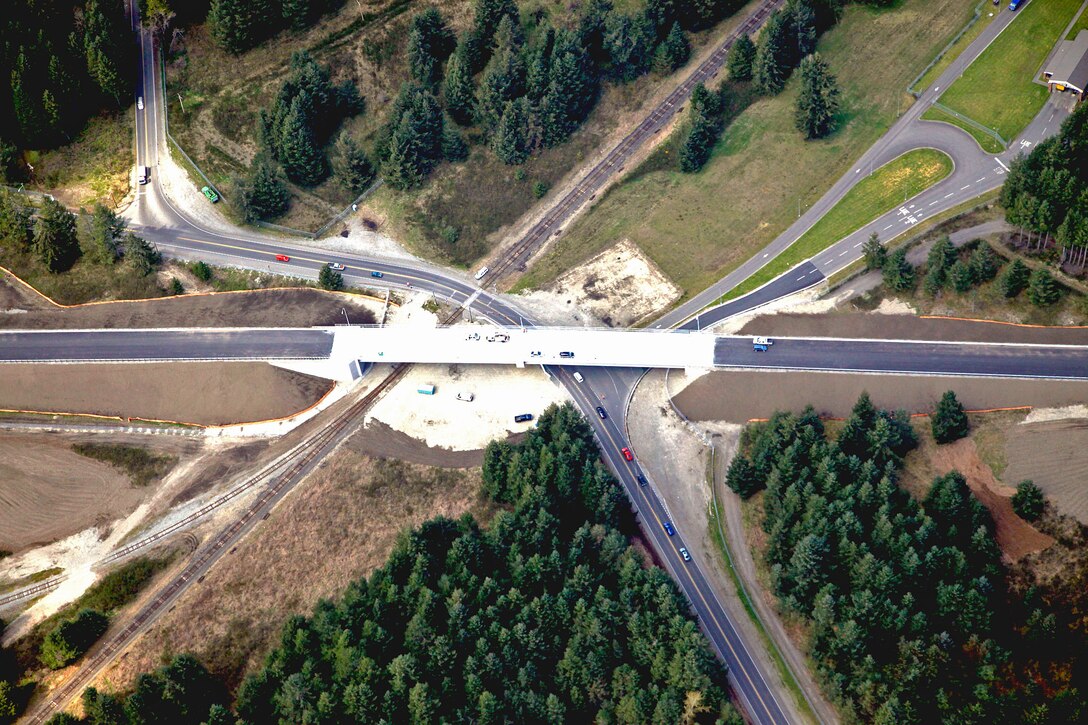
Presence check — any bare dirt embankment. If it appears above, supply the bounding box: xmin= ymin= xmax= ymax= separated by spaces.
xmin=0 ymin=363 xmax=331 ymax=425
xmin=738 ymin=311 xmax=1088 ymax=345
xmin=0 ymin=279 xmax=380 ymax=329
xmin=93 ymin=448 xmax=493 ymax=695
xmin=1004 ymin=419 xmax=1088 ymax=526
xmin=673 ymin=370 xmax=1088 ymax=424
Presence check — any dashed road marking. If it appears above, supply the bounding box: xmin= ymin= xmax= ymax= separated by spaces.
xmin=854 ymin=241 xmax=863 ymax=248
xmin=944 ymin=193 xmax=954 ymax=198
xmin=929 ymin=200 xmax=939 ymax=206
xmin=994 ymin=157 xmax=1010 ymax=172
xmin=975 ymin=177 xmax=986 ymax=183
xmin=839 ymin=250 xmax=848 ymax=257
xmin=883 ymin=224 xmax=893 ymax=231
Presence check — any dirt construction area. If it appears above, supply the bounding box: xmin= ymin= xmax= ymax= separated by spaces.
xmin=673 ymin=370 xmax=1088 ymax=423
xmin=0 ymin=363 xmax=332 ymax=425
xmin=0 ymin=277 xmax=382 ymax=329
xmin=94 ymin=449 xmax=492 ymax=695
xmin=1004 ymin=418 xmax=1088 ymax=526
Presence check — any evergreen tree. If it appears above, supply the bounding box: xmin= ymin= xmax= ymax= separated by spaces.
xmin=382 ymin=123 xmax=425 ymax=191
xmin=1011 ymin=481 xmax=1044 ymax=521
xmin=652 ymin=22 xmax=690 ymax=74
xmin=379 ymin=83 xmax=444 ymax=188
xmin=999 ymin=258 xmax=1029 ymax=298
xmin=752 ymin=10 xmax=791 ymax=95
xmin=407 ymin=8 xmax=455 ymax=87
xmin=319 ymin=265 xmax=344 ymax=290
xmin=235 ymin=154 xmax=289 ymax=222
xmin=0 ymin=190 xmax=33 ymax=249
xmin=923 ymin=262 xmax=946 ymax=296
xmin=492 ymin=98 xmax=530 ymax=165
xmin=726 ymin=454 xmax=762 ymax=498
xmin=790 ymin=0 xmax=818 ymax=60
xmin=727 ymin=34 xmax=756 ymax=81
xmin=123 ymin=232 xmax=160 ymax=275
xmin=603 ymin=13 xmax=654 ymax=83
xmin=679 ymin=83 xmax=724 ymax=173
xmin=1026 ymin=267 xmax=1061 ymax=306
xmin=279 ymin=97 xmax=328 ymax=186
xmin=83 ymin=0 xmax=132 ymax=105
xmin=470 ymin=0 xmax=519 ymax=71
xmin=281 ymin=0 xmax=310 ymax=30
xmin=927 ymin=235 xmax=957 ymax=274
xmin=208 ymin=0 xmax=257 ymax=55
xmin=441 ymin=122 xmax=468 ymax=161
xmin=794 ymin=53 xmax=840 ymax=139
xmin=949 ymin=259 xmax=974 ymax=293
xmin=968 ymin=243 xmax=998 ymax=282
xmin=540 ymin=31 xmax=596 ymax=147
xmin=33 ymin=196 xmax=81 ymax=272
xmin=882 ymin=248 xmax=915 ymax=292
xmin=331 ymin=134 xmax=375 ymax=195
xmin=40 ymin=609 xmax=109 ymax=669
xmin=84 ymin=203 xmax=126 ymax=264
xmin=644 ymin=0 xmax=678 ymax=39
xmin=444 ymin=41 xmax=478 ymax=125
xmin=476 ymin=17 xmax=526 ymax=131
xmin=863 ymin=232 xmax=885 ymax=270
xmin=931 ymin=390 xmax=969 ymax=444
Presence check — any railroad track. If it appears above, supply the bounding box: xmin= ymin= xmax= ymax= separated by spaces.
xmin=482 ymin=0 xmax=782 ymax=285
xmin=25 ymin=364 xmax=410 ymax=723
xmin=0 ymin=576 xmax=66 ymax=610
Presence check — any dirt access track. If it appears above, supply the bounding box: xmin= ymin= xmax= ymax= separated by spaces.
xmin=0 ymin=276 xmax=380 ymax=330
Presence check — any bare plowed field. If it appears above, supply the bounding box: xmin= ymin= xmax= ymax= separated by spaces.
xmin=1004 ymin=419 xmax=1088 ymax=525
xmin=0 ymin=436 xmax=146 ymax=552
xmin=673 ymin=371 xmax=1088 ymax=423
xmin=0 ymin=363 xmax=331 ymax=425
xmin=0 ymin=281 xmax=378 ymax=330
xmin=739 ymin=313 xmax=1088 ymax=345
xmin=94 ymin=450 xmax=492 ymax=694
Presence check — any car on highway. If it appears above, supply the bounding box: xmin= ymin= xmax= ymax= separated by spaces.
xmin=275 ymin=254 xmax=290 ymax=262
xmin=1008 ymin=0 xmax=1021 ymax=8
xmin=621 ymin=446 xmax=633 ymax=461
xmin=637 ymin=474 xmax=648 ymax=487
xmin=201 ymin=186 xmax=219 ymax=203
xmin=529 ymin=350 xmax=542 ymax=357
xmin=328 ymin=262 xmax=346 ymax=271
xmin=514 ymin=413 xmax=533 ymax=423
xmin=679 ymin=547 xmax=691 ymax=562
xmin=573 ymin=372 xmax=584 ymax=383
xmin=137 ymin=96 xmax=144 ymax=110
xmin=596 ymin=406 xmax=607 ymax=419
xmin=370 ymin=270 xmax=383 ymax=278
xmin=559 ymin=351 xmax=575 ymax=358
xmin=138 ymin=166 xmax=150 ymax=185
xmin=663 ymin=521 xmax=676 ymax=536
xmin=474 ymin=266 xmax=489 ymax=280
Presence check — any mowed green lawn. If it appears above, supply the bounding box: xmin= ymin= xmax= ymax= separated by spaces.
xmin=517 ymin=0 xmax=978 ymax=300
xmin=724 ymin=148 xmax=954 ymax=300
xmin=937 ymin=0 xmax=1083 ymax=141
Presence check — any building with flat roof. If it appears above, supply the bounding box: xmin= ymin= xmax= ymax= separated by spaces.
xmin=1044 ymin=29 xmax=1088 ymax=103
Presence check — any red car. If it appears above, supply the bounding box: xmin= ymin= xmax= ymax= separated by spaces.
xmin=621 ymin=447 xmax=633 ymax=461
xmin=275 ymin=254 xmax=290 ymax=262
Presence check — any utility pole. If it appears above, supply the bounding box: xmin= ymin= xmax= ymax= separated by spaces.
xmin=177 ymin=93 xmax=185 ymax=113
xmin=342 ymin=307 xmax=351 ymax=325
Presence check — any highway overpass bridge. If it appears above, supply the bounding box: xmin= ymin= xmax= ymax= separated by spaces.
xmin=3 ymin=327 xmax=1088 ymax=381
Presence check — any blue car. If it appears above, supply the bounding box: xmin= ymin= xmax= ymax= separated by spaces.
xmin=1009 ymin=0 xmax=1020 ymax=9
xmin=663 ymin=521 xmax=676 ymax=536
xmin=370 ymin=271 xmax=384 ymax=278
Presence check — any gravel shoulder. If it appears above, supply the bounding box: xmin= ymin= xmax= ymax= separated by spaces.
xmin=628 ymin=369 xmax=836 ymax=725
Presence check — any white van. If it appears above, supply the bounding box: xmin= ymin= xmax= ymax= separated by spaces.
xmin=138 ymin=166 xmax=150 ymax=185
xmin=474 ymin=266 xmax=489 ymax=280
xmin=573 ymin=372 xmax=584 ymax=383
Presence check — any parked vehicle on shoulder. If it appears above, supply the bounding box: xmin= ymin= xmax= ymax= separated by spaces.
xmin=1008 ymin=0 xmax=1020 ymax=9
xmin=417 ymin=384 xmax=436 ymax=395
xmin=486 ymin=333 xmax=510 ymax=343
xmin=275 ymin=254 xmax=290 ymax=262
xmin=573 ymin=372 xmax=584 ymax=383
xmin=596 ymin=406 xmax=607 ymax=419
xmin=679 ymin=547 xmax=691 ymax=562
xmin=328 ymin=262 xmax=346 ymax=271
xmin=456 ymin=392 xmax=474 ymax=402
xmin=529 ymin=350 xmax=542 ymax=357
xmin=514 ymin=413 xmax=533 ymax=423
xmin=138 ymin=166 xmax=150 ymax=185
xmin=559 ymin=351 xmax=574 ymax=358
xmin=474 ymin=266 xmax=489 ymax=280
xmin=621 ymin=447 xmax=633 ymax=461
xmin=467 ymin=332 xmax=481 ymax=341
xmin=663 ymin=521 xmax=676 ymax=536
xmin=201 ymin=186 xmax=219 ymax=203
xmin=370 ymin=270 xmax=383 ymax=278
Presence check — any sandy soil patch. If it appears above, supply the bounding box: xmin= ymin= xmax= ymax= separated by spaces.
xmin=539 ymin=239 xmax=681 ymax=327
xmin=738 ymin=311 xmax=1088 ymax=345
xmin=924 ymin=437 xmax=1054 ymax=562
xmin=0 ymin=363 xmax=331 ymax=426
xmin=1004 ymin=418 xmax=1088 ymax=526
xmin=295 ymin=213 xmax=419 ymax=262
xmin=672 ymin=369 xmax=1088 ymax=424
xmin=0 ymin=436 xmax=146 ymax=554
xmin=93 ymin=450 xmax=491 ymax=694
xmin=0 ymin=283 xmax=381 ymax=330
xmin=365 ymin=364 xmax=567 ymax=451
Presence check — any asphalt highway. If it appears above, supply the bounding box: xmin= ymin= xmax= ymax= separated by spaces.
xmin=0 ymin=329 xmax=333 ymax=362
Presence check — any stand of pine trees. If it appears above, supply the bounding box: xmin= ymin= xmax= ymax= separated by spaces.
xmin=54 ymin=404 xmax=745 ymax=724
xmin=0 ymin=0 xmax=135 ymax=161
xmin=726 ymin=392 xmax=1088 ymax=722
xmin=208 ymin=0 xmax=347 ymax=55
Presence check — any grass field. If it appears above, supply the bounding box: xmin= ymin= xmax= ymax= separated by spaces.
xmin=29 ymin=112 xmax=134 ymax=208
xmin=1066 ymin=4 xmax=1088 ymax=39
xmin=920 ymin=105 xmax=1004 ymax=153
xmin=912 ymin=0 xmax=1000 ymax=94
xmin=516 ymin=0 xmax=978 ymax=300
xmin=936 ymin=0 xmax=1083 ymax=142
xmin=723 ymin=148 xmax=953 ymax=301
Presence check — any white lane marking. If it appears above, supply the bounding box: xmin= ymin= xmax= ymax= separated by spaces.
xmin=975 ymin=177 xmax=986 ymax=183
xmin=995 ymin=157 xmax=1010 ymax=172
xmin=944 ymin=193 xmax=954 ymax=198
xmin=839 ymin=250 xmax=848 ymax=257
xmin=762 ymin=253 xmax=769 ymax=258
xmin=960 ymin=185 xmax=971 ymax=190
xmin=1042 ymin=127 xmax=1048 ymax=135
xmin=854 ymin=241 xmax=863 ymax=248
xmin=1049 ymin=112 xmax=1055 ymax=122
xmin=882 ymin=224 xmax=893 ymax=231
xmin=929 ymin=201 xmax=939 ymax=206
xmin=796 ymin=275 xmax=807 ymax=281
